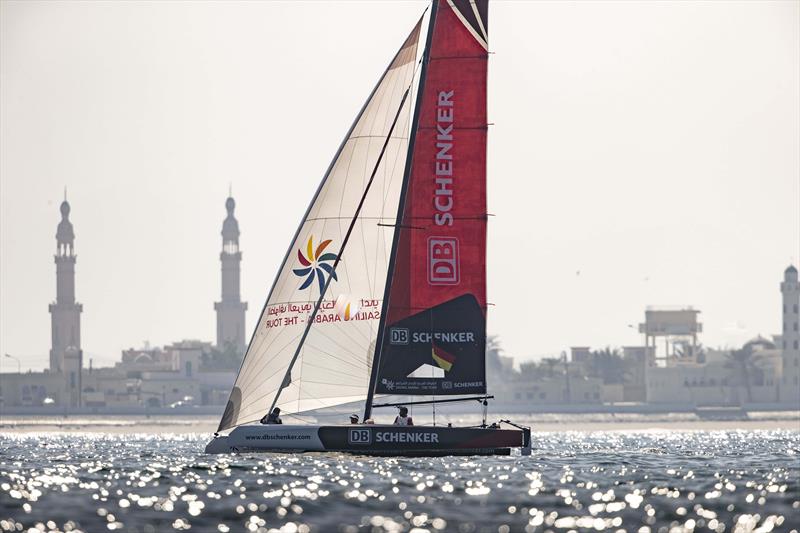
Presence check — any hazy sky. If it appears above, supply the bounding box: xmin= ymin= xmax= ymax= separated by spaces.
xmin=1 ymin=0 xmax=798 ymax=372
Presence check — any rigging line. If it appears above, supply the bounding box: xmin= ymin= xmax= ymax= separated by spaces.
xmin=347 ymin=135 xmax=409 ymax=141
xmin=234 ymin=331 xmax=300 ymax=395
xmin=251 ymin=328 xmax=370 ymax=393
xmin=429 ymin=54 xmax=488 ymax=61
xmin=235 ymin=331 xmax=305 ymax=399
xmin=297 ymin=379 xmax=371 ymax=388
xmin=267 ymin=79 xmax=417 ymax=417
xmin=242 ymin=298 xmax=383 ymax=307
xmin=304 ymin=319 xmax=373 ymax=356
xmin=300 ymin=361 xmax=369 ymax=381
xmin=237 ymin=321 xmax=303 ymax=378
xmin=236 ymin=365 xmax=299 ymax=413
xmin=238 ymin=310 xmax=312 ymax=374
xmin=301 ymin=339 xmax=370 ymax=372
xmin=304 ymin=217 xmax=397 ymax=222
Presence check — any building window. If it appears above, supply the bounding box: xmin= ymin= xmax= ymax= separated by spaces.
xmin=539 ymin=392 xmax=546 ymax=399
xmin=593 ymin=392 xmax=600 ymax=400
xmin=514 ymin=392 xmax=521 ymax=400
xmin=795 ymin=341 xmax=799 ymax=350
xmin=794 ymin=304 xmax=799 ymax=314
xmin=795 ymin=322 xmax=799 ymax=331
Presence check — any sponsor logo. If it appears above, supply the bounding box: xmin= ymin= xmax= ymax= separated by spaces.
xmin=293 ymin=236 xmax=339 ymax=292
xmin=412 ymin=331 xmax=475 ymax=344
xmin=348 ymin=428 xmax=372 ymax=445
xmin=442 ymin=381 xmax=453 ymax=390
xmin=244 ymin=433 xmax=312 ymax=441
xmin=433 ymin=90 xmax=455 ymax=227
xmin=375 ymin=431 xmax=440 ymax=444
xmin=390 ymin=327 xmax=410 ymax=345
xmin=453 ymin=381 xmax=484 ymax=388
xmin=381 ymin=378 xmax=395 ymax=391
xmin=428 ymin=237 xmax=459 ymax=284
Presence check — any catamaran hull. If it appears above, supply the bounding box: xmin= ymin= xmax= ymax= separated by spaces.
xmin=205 ymin=424 xmax=527 ymax=456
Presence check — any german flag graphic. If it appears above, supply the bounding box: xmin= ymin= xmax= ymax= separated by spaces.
xmin=432 ymin=344 xmax=456 ymax=372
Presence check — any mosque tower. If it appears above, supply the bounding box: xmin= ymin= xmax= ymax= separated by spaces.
xmin=214 ymin=194 xmax=247 ymax=355
xmin=780 ymin=265 xmax=799 ymax=403
xmin=49 ymin=194 xmax=83 ymax=406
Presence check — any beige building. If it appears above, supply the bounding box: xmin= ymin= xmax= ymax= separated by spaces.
xmin=497 ymin=376 xmax=605 ymax=405
xmin=645 ymin=338 xmax=782 ymax=406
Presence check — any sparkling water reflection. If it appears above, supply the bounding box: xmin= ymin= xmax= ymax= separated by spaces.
xmin=0 ymin=430 xmax=798 ymax=532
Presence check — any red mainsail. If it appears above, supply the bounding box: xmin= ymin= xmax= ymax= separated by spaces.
xmin=372 ymin=0 xmax=489 ymax=397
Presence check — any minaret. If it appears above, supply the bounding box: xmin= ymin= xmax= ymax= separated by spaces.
xmin=780 ymin=265 xmax=799 ymax=404
xmin=49 ymin=194 xmax=83 ymax=406
xmin=214 ymin=194 xmax=247 ymax=355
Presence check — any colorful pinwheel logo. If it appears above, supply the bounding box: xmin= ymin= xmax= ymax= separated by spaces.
xmin=293 ymin=236 xmax=339 ymax=292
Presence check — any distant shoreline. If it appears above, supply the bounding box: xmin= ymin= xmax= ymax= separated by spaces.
xmin=1 ymin=411 xmax=797 ymax=434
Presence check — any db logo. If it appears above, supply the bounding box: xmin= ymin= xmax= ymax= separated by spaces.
xmin=428 ymin=237 xmax=459 ymax=285
xmin=348 ymin=428 xmax=371 ymax=445
xmin=390 ymin=328 xmax=409 ymax=345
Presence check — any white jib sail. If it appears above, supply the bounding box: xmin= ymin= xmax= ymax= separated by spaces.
xmin=219 ymin=19 xmax=423 ymax=431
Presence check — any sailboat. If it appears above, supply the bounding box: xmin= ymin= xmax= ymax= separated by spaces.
xmin=206 ymin=0 xmax=530 ymax=456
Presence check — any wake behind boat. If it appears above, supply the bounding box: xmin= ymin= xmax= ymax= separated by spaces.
xmin=206 ymin=0 xmax=531 ymax=456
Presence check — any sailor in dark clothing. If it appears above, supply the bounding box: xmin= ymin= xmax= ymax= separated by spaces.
xmin=260 ymin=407 xmax=282 ymax=424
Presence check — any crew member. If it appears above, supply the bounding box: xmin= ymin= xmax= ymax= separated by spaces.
xmin=349 ymin=414 xmax=360 ymax=424
xmin=393 ymin=406 xmax=413 ymax=426
xmin=260 ymin=407 xmax=282 ymax=424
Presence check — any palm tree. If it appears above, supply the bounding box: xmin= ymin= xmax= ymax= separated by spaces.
xmin=725 ymin=345 xmax=763 ymax=404
xmin=519 ymin=361 xmax=538 ymax=378
xmin=541 ymin=357 xmax=561 ymax=378
xmin=588 ymin=347 xmax=626 ymax=384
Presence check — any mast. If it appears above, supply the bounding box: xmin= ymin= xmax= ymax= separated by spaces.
xmin=363 ymin=0 xmax=440 ymax=422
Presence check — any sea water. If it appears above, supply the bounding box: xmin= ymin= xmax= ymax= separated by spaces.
xmin=0 ymin=430 xmax=797 ymax=532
